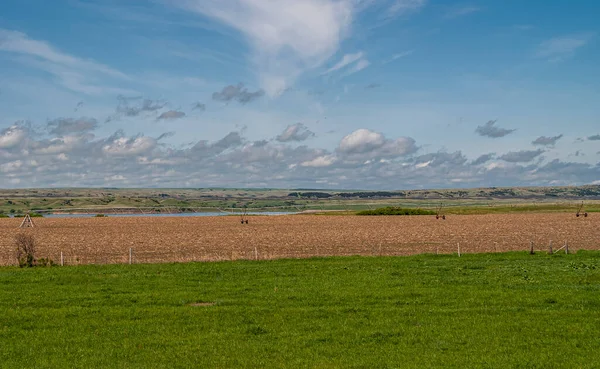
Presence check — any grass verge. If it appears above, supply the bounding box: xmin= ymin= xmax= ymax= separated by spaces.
xmin=1 ymin=252 xmax=600 ymax=368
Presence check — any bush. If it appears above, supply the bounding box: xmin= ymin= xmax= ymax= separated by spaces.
xmin=15 ymin=233 xmax=37 ymax=268
xmin=0 ymin=213 xmax=9 ymax=218
xmin=94 ymin=214 xmax=107 ymax=217
xmin=357 ymin=207 xmax=436 ymax=216
xmin=14 ymin=234 xmax=54 ymax=267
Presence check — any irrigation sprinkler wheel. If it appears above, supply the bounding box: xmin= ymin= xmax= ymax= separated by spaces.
xmin=436 ymin=215 xmax=439 ymax=219
xmin=584 ymin=213 xmax=588 ymax=217
xmin=442 ymin=215 xmax=446 ymax=220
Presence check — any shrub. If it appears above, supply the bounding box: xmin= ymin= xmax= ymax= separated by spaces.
xmin=94 ymin=214 xmax=107 ymax=217
xmin=14 ymin=234 xmax=54 ymax=267
xmin=15 ymin=234 xmax=37 ymax=268
xmin=357 ymin=207 xmax=436 ymax=216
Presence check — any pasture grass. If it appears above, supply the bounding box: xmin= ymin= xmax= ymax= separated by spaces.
xmin=1 ymin=252 xmax=600 ymax=368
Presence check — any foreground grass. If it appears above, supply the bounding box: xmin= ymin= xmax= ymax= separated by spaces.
xmin=1 ymin=252 xmax=600 ymax=368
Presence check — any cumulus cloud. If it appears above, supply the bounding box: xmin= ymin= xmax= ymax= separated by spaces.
xmin=300 ymin=155 xmax=336 ymax=167
xmin=499 ymin=149 xmax=544 ymax=163
xmin=114 ymin=96 xmax=167 ymax=118
xmin=32 ymin=135 xmax=91 ymax=155
xmin=157 ymin=110 xmax=186 ymax=120
xmin=212 ymin=83 xmax=265 ymax=104
xmin=472 ymin=153 xmax=495 ymax=165
xmin=192 ymin=102 xmax=206 ymax=111
xmin=3 ymin=112 xmax=600 ymax=189
xmin=103 ymin=136 xmax=157 ymax=157
xmin=337 ymin=129 xmax=417 ymax=160
xmin=0 ymin=125 xmax=28 ymax=149
xmin=338 ymin=129 xmax=386 ymax=154
xmin=47 ymin=117 xmax=98 ymax=135
xmin=532 ymin=134 xmax=563 ymax=146
xmin=475 ymin=120 xmax=516 ymax=138
xmin=276 ymin=123 xmax=315 ymax=142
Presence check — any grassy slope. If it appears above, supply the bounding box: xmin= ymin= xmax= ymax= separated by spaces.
xmin=1 ymin=252 xmax=600 ymax=368
xmin=2 ymin=186 xmax=600 ymax=215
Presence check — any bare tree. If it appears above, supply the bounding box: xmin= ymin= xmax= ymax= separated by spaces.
xmin=15 ymin=233 xmax=36 ymax=267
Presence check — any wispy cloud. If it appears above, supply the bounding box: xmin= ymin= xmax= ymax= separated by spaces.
xmin=0 ymin=28 xmax=130 ymax=95
xmin=535 ymin=33 xmax=594 ymax=61
xmin=387 ymin=0 xmax=427 ymax=17
xmin=171 ymin=0 xmax=355 ymax=96
xmin=383 ymin=50 xmax=413 ymax=64
xmin=169 ymin=0 xmax=425 ymax=96
xmin=323 ymin=51 xmax=370 ymax=77
xmin=324 ymin=52 xmax=364 ymax=74
xmin=344 ymin=59 xmax=370 ymax=76
xmin=444 ymin=6 xmax=481 ymax=19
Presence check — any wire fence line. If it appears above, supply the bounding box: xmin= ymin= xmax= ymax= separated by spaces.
xmin=0 ymin=237 xmax=590 ymax=267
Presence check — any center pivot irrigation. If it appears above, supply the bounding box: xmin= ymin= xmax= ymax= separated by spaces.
xmin=240 ymin=207 xmax=249 ymax=224
xmin=435 ymin=203 xmax=446 ymax=220
xmin=576 ymin=201 xmax=588 ymax=218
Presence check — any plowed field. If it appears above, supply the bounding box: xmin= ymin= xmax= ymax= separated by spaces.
xmin=1 ymin=214 xmax=598 ymax=266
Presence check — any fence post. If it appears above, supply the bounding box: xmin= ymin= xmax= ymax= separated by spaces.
xmin=129 ymin=248 xmax=132 ymax=264
xmin=61 ymin=251 xmax=64 ymax=266
xmin=529 ymin=241 xmax=535 ymax=255
xmin=457 ymin=243 xmax=461 ymax=257
xmin=565 ymin=241 xmax=569 ymax=255
xmin=254 ymin=247 xmax=258 ymax=260
xmin=548 ymin=240 xmax=553 ymax=255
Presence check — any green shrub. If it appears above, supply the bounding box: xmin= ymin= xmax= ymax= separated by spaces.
xmin=37 ymin=257 xmax=55 ymax=267
xmin=0 ymin=213 xmax=9 ymax=218
xmin=357 ymin=207 xmax=436 ymax=216
xmin=94 ymin=214 xmax=107 ymax=217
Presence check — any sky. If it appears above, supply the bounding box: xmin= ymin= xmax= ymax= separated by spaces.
xmin=0 ymin=0 xmax=599 ymax=190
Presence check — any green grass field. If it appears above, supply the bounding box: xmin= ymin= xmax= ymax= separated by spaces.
xmin=1 ymin=252 xmax=600 ymax=368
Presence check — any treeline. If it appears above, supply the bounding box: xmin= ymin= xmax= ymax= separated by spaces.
xmin=357 ymin=207 xmax=436 ymax=216
xmin=288 ymin=191 xmax=405 ymax=199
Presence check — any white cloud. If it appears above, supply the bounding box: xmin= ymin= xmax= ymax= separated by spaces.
xmin=103 ymin=136 xmax=157 ymax=156
xmin=535 ymin=33 xmax=593 ymax=60
xmin=33 ymin=135 xmax=91 ymax=155
xmin=174 ymin=0 xmax=355 ymax=96
xmin=300 ymin=155 xmax=336 ymax=167
xmin=338 ymin=129 xmax=386 ymax=154
xmin=324 ymin=52 xmax=364 ymax=74
xmin=0 ymin=126 xmax=28 ymax=149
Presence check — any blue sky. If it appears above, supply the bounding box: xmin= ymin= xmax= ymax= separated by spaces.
xmin=0 ymin=0 xmax=599 ymax=189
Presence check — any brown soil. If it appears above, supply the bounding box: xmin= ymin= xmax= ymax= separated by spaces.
xmin=0 ymin=214 xmax=598 ymax=266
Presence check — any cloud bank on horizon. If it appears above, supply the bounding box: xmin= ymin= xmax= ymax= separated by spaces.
xmin=0 ymin=0 xmax=599 ymax=189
